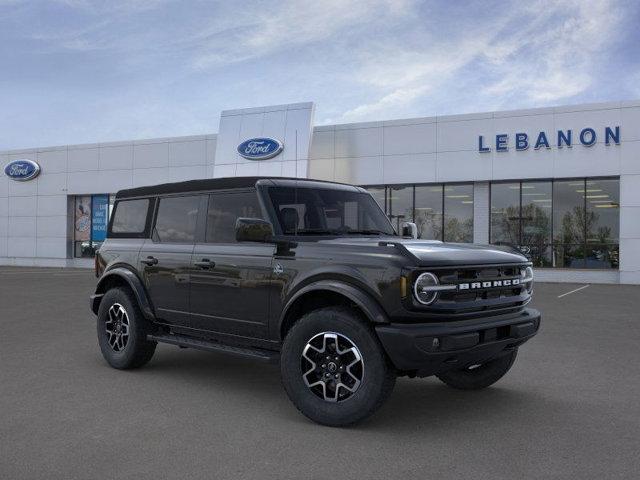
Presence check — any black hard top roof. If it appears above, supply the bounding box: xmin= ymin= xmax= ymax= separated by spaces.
xmin=115 ymin=177 xmax=363 ymax=199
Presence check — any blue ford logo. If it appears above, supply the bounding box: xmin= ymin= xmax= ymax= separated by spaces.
xmin=237 ymin=137 xmax=283 ymax=160
xmin=4 ymin=159 xmax=41 ymax=181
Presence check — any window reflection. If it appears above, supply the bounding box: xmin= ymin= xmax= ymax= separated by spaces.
xmin=521 ymin=181 xmax=552 ymax=266
xmin=365 ymin=183 xmax=474 ymax=242
xmin=444 ymin=184 xmax=473 ymax=243
xmin=414 ymin=185 xmax=442 ymax=240
xmin=490 ymin=183 xmax=520 ymax=246
xmin=489 ymin=178 xmax=619 ymax=269
xmin=553 ymin=180 xmax=587 ymax=267
xmin=74 ymin=193 xmax=116 ymax=258
xmin=388 ymin=186 xmax=413 ymax=233
xmin=585 ymin=179 xmax=619 ymax=242
xmin=585 ymin=179 xmax=619 ymax=268
xmin=553 ymin=180 xmax=585 ymax=245
xmin=553 ymin=244 xmax=585 ymax=268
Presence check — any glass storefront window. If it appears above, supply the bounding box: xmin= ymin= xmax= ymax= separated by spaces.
xmin=490 ymin=178 xmax=620 ymax=269
xmin=584 ymin=244 xmax=619 ymax=269
xmin=388 ymin=186 xmax=413 ymax=233
xmin=365 ymin=183 xmax=474 ymax=242
xmin=74 ymin=193 xmax=115 ymax=258
xmin=585 ymin=179 xmax=619 ymax=241
xmin=414 ymin=185 xmax=442 ymax=240
xmin=490 ymin=182 xmax=520 ymax=246
xmin=552 ymin=244 xmax=584 ymax=268
xmin=521 ymin=181 xmax=552 ymax=267
xmin=553 ymin=180 xmax=585 ymax=245
xmin=585 ymin=178 xmax=619 ymax=269
xmin=74 ymin=196 xmax=92 ymax=257
xmin=444 ymin=184 xmax=473 ymax=243
xmin=553 ymin=180 xmax=587 ymax=268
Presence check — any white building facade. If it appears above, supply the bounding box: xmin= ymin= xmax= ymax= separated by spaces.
xmin=1 ymin=100 xmax=639 ymax=284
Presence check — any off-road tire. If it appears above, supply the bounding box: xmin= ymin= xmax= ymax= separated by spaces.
xmin=436 ymin=349 xmax=518 ymax=390
xmin=280 ymin=306 xmax=396 ymax=427
xmin=97 ymin=287 xmax=157 ymax=369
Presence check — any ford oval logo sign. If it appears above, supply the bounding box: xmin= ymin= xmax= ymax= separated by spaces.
xmin=237 ymin=137 xmax=283 ymax=160
xmin=4 ymin=159 xmax=41 ymax=181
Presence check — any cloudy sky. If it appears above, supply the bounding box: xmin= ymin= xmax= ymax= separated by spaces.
xmin=1 ymin=0 xmax=638 ymax=150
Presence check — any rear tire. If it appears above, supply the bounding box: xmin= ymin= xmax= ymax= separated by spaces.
xmin=436 ymin=349 xmax=518 ymax=390
xmin=97 ymin=287 xmax=157 ymax=369
xmin=280 ymin=307 xmax=396 ymax=427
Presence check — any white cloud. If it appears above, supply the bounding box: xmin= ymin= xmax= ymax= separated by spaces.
xmin=21 ymin=0 xmax=415 ymax=66
xmin=191 ymin=0 xmax=413 ymax=69
xmin=337 ymin=35 xmax=493 ymax=121
xmin=339 ymin=85 xmax=429 ymax=121
xmin=0 ymin=0 xmax=633 ymax=149
xmin=334 ymin=0 xmax=625 ymax=122
xmin=482 ymin=0 xmax=621 ymax=104
xmin=52 ymin=0 xmax=173 ymax=13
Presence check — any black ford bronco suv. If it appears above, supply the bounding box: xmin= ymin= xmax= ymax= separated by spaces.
xmin=91 ymin=177 xmax=540 ymax=426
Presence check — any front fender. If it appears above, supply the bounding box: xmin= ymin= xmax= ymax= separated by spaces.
xmin=280 ymin=279 xmax=389 ymax=329
xmin=91 ymin=267 xmax=155 ymax=320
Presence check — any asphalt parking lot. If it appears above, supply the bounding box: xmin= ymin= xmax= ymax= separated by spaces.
xmin=1 ymin=268 xmax=639 ymax=479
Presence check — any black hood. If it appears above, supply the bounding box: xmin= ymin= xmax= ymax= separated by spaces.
xmin=316 ymin=237 xmax=528 ymax=267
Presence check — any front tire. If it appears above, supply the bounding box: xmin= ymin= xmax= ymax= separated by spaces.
xmin=97 ymin=287 xmax=157 ymax=369
xmin=280 ymin=307 xmax=396 ymax=427
xmin=436 ymin=349 xmax=518 ymax=390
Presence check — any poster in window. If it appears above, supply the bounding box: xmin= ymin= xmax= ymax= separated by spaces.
xmin=75 ymin=196 xmax=91 ymax=242
xmin=91 ymin=194 xmax=109 ymax=242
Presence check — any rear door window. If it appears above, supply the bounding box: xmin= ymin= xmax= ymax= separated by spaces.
xmin=154 ymin=196 xmax=200 ymax=243
xmin=206 ymin=191 xmax=262 ymax=243
xmin=110 ymin=199 xmax=150 ymax=234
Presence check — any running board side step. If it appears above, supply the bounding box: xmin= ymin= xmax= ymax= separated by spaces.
xmin=147 ymin=333 xmax=279 ymax=363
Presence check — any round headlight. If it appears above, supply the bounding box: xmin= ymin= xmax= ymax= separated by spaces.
xmin=413 ymin=272 xmax=440 ymax=305
xmin=521 ymin=266 xmax=534 ymax=293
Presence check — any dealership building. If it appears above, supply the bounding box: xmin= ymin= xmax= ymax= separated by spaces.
xmin=1 ymin=99 xmax=639 ymax=284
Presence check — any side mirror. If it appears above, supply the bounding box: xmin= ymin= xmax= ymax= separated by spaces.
xmin=235 ymin=218 xmax=274 ymax=243
xmin=401 ymin=222 xmax=418 ymax=239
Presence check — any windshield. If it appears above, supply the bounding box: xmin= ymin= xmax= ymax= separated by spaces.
xmin=267 ymin=186 xmax=396 ymax=236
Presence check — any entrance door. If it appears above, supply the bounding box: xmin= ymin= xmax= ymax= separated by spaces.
xmin=189 ymin=190 xmax=274 ymax=338
xmin=139 ymin=194 xmax=202 ymax=326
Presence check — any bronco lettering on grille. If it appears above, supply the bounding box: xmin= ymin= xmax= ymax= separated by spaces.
xmin=458 ymin=278 xmax=520 ymax=290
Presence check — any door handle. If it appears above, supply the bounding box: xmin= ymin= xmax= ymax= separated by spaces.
xmin=141 ymin=256 xmax=158 ymax=266
xmin=194 ymin=259 xmax=215 ymax=269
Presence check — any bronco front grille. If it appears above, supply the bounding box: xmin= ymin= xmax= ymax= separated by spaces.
xmin=419 ymin=264 xmax=531 ymax=316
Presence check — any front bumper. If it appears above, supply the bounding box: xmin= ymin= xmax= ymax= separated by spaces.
xmin=376 ymin=308 xmax=541 ymax=377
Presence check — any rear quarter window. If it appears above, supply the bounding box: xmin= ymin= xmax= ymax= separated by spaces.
xmin=109 ymin=198 xmax=151 ymax=236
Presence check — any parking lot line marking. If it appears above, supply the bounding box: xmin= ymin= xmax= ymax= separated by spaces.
xmin=557 ymin=284 xmax=590 ymax=298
